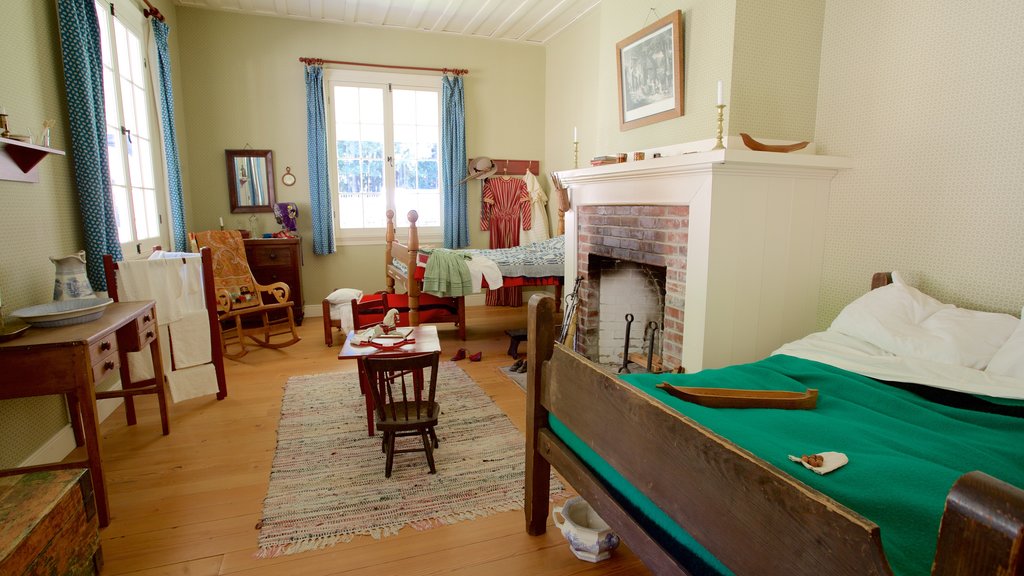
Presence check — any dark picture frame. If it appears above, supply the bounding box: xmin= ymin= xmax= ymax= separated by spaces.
xmin=616 ymin=10 xmax=684 ymax=131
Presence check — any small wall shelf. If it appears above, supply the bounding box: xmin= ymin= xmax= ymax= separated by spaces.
xmin=0 ymin=136 xmax=66 ymax=183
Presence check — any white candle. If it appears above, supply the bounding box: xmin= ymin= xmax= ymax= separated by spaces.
xmin=219 ymin=216 xmax=224 ymax=227
xmin=573 ymin=126 xmax=578 ymax=143
xmin=717 ymin=80 xmax=723 ymax=106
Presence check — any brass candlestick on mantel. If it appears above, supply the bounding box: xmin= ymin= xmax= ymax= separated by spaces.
xmin=0 ymin=114 xmax=10 ymax=139
xmin=711 ymin=104 xmax=726 ymax=150
xmin=573 ymin=140 xmax=579 ymax=169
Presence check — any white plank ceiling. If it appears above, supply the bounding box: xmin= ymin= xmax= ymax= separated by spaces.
xmin=172 ymin=0 xmax=602 ymax=44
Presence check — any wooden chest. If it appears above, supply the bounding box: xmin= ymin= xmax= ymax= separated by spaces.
xmin=0 ymin=469 xmax=102 ymax=575
xmin=244 ymin=237 xmax=304 ymax=325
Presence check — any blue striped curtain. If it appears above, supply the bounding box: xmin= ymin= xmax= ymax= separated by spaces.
xmin=441 ymin=74 xmax=468 ymax=248
xmin=56 ymin=0 xmax=122 ymax=290
xmin=305 ymin=64 xmax=335 ymax=254
xmin=151 ymin=18 xmax=188 ymax=252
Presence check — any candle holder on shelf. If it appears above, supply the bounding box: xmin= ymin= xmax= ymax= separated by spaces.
xmin=0 ymin=114 xmax=10 ymax=139
xmin=711 ymin=104 xmax=726 ymax=150
xmin=573 ymin=140 xmax=579 ymax=169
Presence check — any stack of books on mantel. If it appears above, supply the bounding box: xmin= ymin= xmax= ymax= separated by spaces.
xmin=590 ymin=155 xmax=622 ymax=166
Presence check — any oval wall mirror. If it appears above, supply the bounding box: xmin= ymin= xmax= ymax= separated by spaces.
xmin=226 ymin=149 xmax=276 ymax=213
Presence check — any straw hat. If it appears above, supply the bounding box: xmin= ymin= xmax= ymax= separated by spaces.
xmin=460 ymin=157 xmax=497 ymax=184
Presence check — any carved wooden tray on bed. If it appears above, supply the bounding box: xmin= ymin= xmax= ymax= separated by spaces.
xmin=524 ymin=292 xmax=1024 ymax=575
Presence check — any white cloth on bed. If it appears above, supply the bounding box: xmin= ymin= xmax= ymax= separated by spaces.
xmin=325 ymin=288 xmax=363 ymax=333
xmin=465 ymin=254 xmax=503 ymax=292
xmin=774 ymin=330 xmax=1024 ymax=400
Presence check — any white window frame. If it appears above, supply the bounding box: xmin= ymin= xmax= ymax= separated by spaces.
xmin=95 ymin=0 xmax=168 ymax=258
xmin=326 ymin=69 xmax=443 ymax=246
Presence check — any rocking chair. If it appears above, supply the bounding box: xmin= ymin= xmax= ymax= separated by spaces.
xmin=190 ymin=230 xmax=300 ymax=359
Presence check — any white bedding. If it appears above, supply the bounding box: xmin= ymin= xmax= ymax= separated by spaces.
xmin=774 ymin=330 xmax=1024 ymax=400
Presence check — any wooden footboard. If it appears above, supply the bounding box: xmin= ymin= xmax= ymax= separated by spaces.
xmin=525 ymin=293 xmax=1024 ymax=576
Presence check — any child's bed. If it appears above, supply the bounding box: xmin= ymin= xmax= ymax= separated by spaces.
xmin=524 ymin=274 xmax=1024 ymax=575
xmin=384 ymin=209 xmax=564 ymax=339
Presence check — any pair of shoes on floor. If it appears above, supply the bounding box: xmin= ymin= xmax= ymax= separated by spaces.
xmin=450 ymin=349 xmax=483 ymax=362
xmin=510 ymin=358 xmax=528 ymax=373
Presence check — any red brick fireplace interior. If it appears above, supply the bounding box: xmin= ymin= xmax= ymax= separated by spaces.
xmin=574 ymin=204 xmax=689 ymax=371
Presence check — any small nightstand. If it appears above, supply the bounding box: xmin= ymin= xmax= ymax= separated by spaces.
xmin=244 ymin=237 xmax=304 ymax=325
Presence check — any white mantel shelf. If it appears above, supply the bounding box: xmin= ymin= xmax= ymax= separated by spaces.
xmin=560 ymin=146 xmax=851 ymax=373
xmin=558 ymin=148 xmax=853 ymax=187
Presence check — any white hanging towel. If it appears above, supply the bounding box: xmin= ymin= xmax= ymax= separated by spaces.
xmin=117 ymin=254 xmax=220 ymax=402
xmin=520 ymin=171 xmax=550 ymax=245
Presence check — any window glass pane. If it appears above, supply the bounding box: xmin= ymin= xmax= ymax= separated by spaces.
xmin=332 ymin=79 xmax=440 ymax=233
xmin=106 ymin=129 xmax=125 ymax=186
xmin=138 ymin=136 xmax=155 ymax=188
xmin=97 ymin=1 xmax=163 ymax=249
xmin=132 ymin=85 xmax=149 ymax=139
xmin=112 ymin=184 xmax=131 ymax=242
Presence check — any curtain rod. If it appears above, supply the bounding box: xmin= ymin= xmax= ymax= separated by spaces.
xmin=141 ymin=0 xmax=165 ymax=21
xmin=299 ymin=57 xmax=468 ymax=76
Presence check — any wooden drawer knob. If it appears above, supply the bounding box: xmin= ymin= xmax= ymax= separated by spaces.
xmin=104 ymin=361 xmax=115 ymax=371
xmin=100 ymin=341 xmax=112 ymax=351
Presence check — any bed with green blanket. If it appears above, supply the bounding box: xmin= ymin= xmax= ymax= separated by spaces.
xmin=524 ymin=291 xmax=1024 ymax=576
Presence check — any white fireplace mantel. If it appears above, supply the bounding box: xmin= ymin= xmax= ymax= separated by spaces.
xmin=559 ymin=147 xmax=851 ymax=372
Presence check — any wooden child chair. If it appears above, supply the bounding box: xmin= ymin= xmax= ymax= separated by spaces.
xmin=362 ymin=351 xmax=442 ymax=478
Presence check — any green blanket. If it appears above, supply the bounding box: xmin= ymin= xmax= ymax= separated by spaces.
xmin=554 ymin=355 xmax=1024 ymax=575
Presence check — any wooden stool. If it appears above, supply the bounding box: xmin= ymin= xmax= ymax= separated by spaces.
xmin=505 ymin=328 xmax=527 ymax=358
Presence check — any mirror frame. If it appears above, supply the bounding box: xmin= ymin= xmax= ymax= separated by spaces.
xmin=226 ymin=149 xmax=276 ymax=213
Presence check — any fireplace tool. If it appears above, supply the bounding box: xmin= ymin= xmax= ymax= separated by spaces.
xmin=558 ymin=276 xmax=583 ymax=345
xmin=645 ymin=321 xmax=661 ymax=372
xmin=618 ymin=313 xmax=635 ymax=373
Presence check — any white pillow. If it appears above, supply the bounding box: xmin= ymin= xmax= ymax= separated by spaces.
xmin=829 ymin=273 xmax=1018 ymax=369
xmin=986 ymin=306 xmax=1024 ymax=378
xmin=830 ymin=276 xmax=951 ymax=345
xmin=918 ymin=307 xmax=1018 ymax=369
xmin=325 ymin=288 xmax=362 ymax=305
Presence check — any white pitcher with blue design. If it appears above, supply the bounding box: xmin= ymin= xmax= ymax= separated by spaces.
xmin=51 ymin=251 xmax=95 ymax=301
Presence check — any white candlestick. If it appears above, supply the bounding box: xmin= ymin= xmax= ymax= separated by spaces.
xmin=573 ymin=126 xmax=578 ymax=143
xmin=717 ymin=80 xmax=723 ymax=106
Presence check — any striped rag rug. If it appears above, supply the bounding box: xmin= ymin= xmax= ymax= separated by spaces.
xmin=257 ymin=361 xmax=564 ymax=557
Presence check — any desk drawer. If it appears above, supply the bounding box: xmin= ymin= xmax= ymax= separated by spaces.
xmin=91 ymin=348 xmax=120 ymax=383
xmin=88 ymin=335 xmax=117 ymax=361
xmin=118 ymin=307 xmax=157 ymax=351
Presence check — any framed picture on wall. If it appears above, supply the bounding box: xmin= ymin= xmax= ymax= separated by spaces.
xmin=616 ymin=10 xmax=684 ymax=131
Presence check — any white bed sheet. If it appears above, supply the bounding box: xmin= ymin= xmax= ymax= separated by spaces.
xmin=774 ymin=330 xmax=1024 ymax=400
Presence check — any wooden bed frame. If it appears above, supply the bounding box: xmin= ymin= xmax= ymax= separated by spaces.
xmin=524 ymin=293 xmax=1024 ymax=575
xmin=384 ymin=209 xmax=565 ymax=340
xmin=384 ymin=209 xmax=467 ymax=339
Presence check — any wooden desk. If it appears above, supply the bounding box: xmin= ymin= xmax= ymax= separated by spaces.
xmin=0 ymin=300 xmax=166 ymax=528
xmin=338 ymin=325 xmax=440 ymax=436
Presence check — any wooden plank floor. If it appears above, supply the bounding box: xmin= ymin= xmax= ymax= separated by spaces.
xmin=90 ymin=305 xmax=651 ymax=575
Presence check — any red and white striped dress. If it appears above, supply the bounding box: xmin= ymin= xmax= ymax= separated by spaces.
xmin=481 ymin=176 xmax=531 ymax=306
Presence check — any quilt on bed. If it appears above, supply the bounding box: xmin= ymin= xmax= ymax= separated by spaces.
xmin=551 ymin=354 xmax=1024 ymax=576
xmin=393 ymin=235 xmax=565 ymax=279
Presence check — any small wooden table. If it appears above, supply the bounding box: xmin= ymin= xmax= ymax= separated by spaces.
xmin=338 ymin=325 xmax=440 ymax=436
xmin=0 ymin=300 xmax=166 ymax=528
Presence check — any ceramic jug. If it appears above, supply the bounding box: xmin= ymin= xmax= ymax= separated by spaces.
xmin=51 ymin=251 xmax=95 ymax=301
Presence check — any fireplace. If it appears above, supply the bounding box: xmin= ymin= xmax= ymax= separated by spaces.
xmin=558 ymin=140 xmax=850 ymax=372
xmin=575 ymin=205 xmax=688 ymax=370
